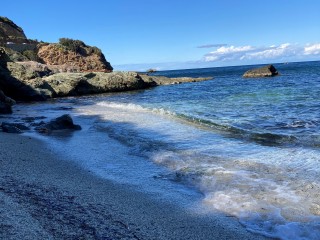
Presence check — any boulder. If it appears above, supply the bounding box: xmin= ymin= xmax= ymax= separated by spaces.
xmin=243 ymin=65 xmax=279 ymax=78
xmin=0 ymin=122 xmax=29 ymax=133
xmin=35 ymin=114 xmax=81 ymax=134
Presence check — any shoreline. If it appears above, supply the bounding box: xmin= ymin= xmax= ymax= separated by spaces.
xmin=0 ymin=132 xmax=270 ymax=239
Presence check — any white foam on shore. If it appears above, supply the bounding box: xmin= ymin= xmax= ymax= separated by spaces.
xmin=15 ymin=99 xmax=320 ymax=240
xmin=74 ymin=100 xmax=320 ymax=240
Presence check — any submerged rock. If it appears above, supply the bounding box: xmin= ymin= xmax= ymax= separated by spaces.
xmin=243 ymin=65 xmax=279 ymax=78
xmin=35 ymin=114 xmax=81 ymax=134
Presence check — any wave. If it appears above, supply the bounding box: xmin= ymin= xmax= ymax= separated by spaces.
xmin=92 ymin=101 xmax=320 ymax=148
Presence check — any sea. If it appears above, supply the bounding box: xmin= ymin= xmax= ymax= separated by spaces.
xmin=9 ymin=61 xmax=320 ymax=239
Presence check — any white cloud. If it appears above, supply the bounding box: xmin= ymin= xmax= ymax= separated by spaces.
xmin=204 ymin=45 xmax=255 ymax=62
xmin=197 ymin=43 xmax=227 ymax=48
xmin=304 ymin=43 xmax=320 ymax=55
xmin=203 ymin=43 xmax=320 ymax=63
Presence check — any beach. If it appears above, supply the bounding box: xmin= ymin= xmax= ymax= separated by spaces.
xmin=0 ymin=132 xmax=269 ymax=239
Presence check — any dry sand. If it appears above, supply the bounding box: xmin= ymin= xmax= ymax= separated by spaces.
xmin=0 ymin=132 xmax=270 ymax=239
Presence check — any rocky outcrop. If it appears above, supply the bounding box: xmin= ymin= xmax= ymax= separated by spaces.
xmin=35 ymin=114 xmax=81 ymax=134
xmin=0 ymin=17 xmax=27 ymax=45
xmin=243 ymin=65 xmax=279 ymax=78
xmin=0 ymin=89 xmax=15 ymax=114
xmin=41 ymin=71 xmax=154 ymax=97
xmin=37 ymin=42 xmax=113 ymax=73
xmin=140 ymin=74 xmax=212 ymax=85
xmin=0 ymin=122 xmax=29 ymax=133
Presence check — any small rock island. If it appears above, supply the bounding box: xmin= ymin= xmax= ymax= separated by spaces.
xmin=243 ymin=64 xmax=279 ymax=78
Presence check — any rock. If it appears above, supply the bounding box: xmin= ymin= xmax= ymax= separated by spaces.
xmin=0 ymin=17 xmax=27 ymax=45
xmin=0 ymin=51 xmax=54 ymax=101
xmin=0 ymin=47 xmax=11 ymax=66
xmin=35 ymin=114 xmax=81 ymax=134
xmin=41 ymin=71 xmax=154 ymax=97
xmin=243 ymin=65 xmax=279 ymax=78
xmin=1 ymin=124 xmax=23 ymax=133
xmin=0 ymin=89 xmax=15 ymax=114
xmin=139 ymin=74 xmax=212 ymax=85
xmin=37 ymin=41 xmax=113 ymax=73
xmin=1 ymin=122 xmax=30 ymax=130
xmin=0 ymin=122 xmax=29 ymax=133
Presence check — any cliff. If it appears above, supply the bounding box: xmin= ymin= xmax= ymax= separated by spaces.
xmin=0 ymin=17 xmax=212 ymax=107
xmin=0 ymin=17 xmax=28 ymax=45
xmin=37 ymin=39 xmax=113 ymax=73
xmin=0 ymin=16 xmax=113 ymax=73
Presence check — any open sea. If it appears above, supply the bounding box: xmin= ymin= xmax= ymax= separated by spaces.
xmin=11 ymin=61 xmax=320 ymax=239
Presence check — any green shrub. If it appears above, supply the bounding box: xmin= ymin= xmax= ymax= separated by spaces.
xmin=22 ymin=50 xmax=39 ymax=61
xmin=59 ymin=38 xmax=86 ymax=53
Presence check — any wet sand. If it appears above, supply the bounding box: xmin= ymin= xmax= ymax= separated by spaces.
xmin=0 ymin=132 xmax=270 ymax=239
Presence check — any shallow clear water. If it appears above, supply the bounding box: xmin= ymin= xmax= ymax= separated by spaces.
xmin=9 ymin=61 xmax=320 ymax=239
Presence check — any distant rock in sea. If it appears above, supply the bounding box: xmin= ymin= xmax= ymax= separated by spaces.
xmin=243 ymin=65 xmax=279 ymax=78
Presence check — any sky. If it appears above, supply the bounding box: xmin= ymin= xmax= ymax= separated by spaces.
xmin=1 ymin=0 xmax=320 ymax=71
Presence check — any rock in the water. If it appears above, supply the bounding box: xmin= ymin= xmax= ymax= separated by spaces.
xmin=1 ymin=122 xmax=30 ymax=130
xmin=35 ymin=114 xmax=81 ymax=134
xmin=140 ymin=74 xmax=212 ymax=85
xmin=243 ymin=65 xmax=279 ymax=78
xmin=1 ymin=124 xmax=22 ymax=133
xmin=0 ymin=122 xmax=29 ymax=133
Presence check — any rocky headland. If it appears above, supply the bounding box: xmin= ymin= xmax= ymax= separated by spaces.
xmin=0 ymin=16 xmax=212 ymax=117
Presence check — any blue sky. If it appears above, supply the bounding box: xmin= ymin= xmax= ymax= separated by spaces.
xmin=1 ymin=0 xmax=320 ymax=71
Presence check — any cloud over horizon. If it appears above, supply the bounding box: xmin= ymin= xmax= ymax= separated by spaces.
xmin=203 ymin=43 xmax=320 ymax=63
xmin=197 ymin=43 xmax=228 ymax=48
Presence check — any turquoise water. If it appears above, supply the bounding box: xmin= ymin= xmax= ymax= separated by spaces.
xmin=12 ymin=61 xmax=320 ymax=239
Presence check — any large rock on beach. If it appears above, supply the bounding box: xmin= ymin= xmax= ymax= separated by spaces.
xmin=243 ymin=65 xmax=279 ymax=78
xmin=41 ymin=71 xmax=154 ymax=97
xmin=35 ymin=114 xmax=81 ymax=134
xmin=0 ymin=122 xmax=29 ymax=133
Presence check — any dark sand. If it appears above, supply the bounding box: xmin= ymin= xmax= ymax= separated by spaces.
xmin=0 ymin=132 xmax=270 ymax=239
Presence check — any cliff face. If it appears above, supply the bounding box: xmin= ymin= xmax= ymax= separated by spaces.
xmin=0 ymin=17 xmax=27 ymax=45
xmin=37 ymin=43 xmax=113 ymax=73
xmin=0 ymin=17 xmax=113 ymax=73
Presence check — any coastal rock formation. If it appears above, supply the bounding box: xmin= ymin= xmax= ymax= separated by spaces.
xmin=41 ymin=71 xmax=154 ymax=97
xmin=140 ymin=74 xmax=212 ymax=85
xmin=0 ymin=89 xmax=15 ymax=114
xmin=37 ymin=40 xmax=113 ymax=73
xmin=35 ymin=114 xmax=81 ymax=134
xmin=0 ymin=17 xmax=214 ymax=109
xmin=0 ymin=122 xmax=29 ymax=133
xmin=0 ymin=17 xmax=27 ymax=45
xmin=243 ymin=65 xmax=279 ymax=78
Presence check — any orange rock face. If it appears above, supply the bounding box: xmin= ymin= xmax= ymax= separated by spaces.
xmin=37 ymin=44 xmax=113 ymax=73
